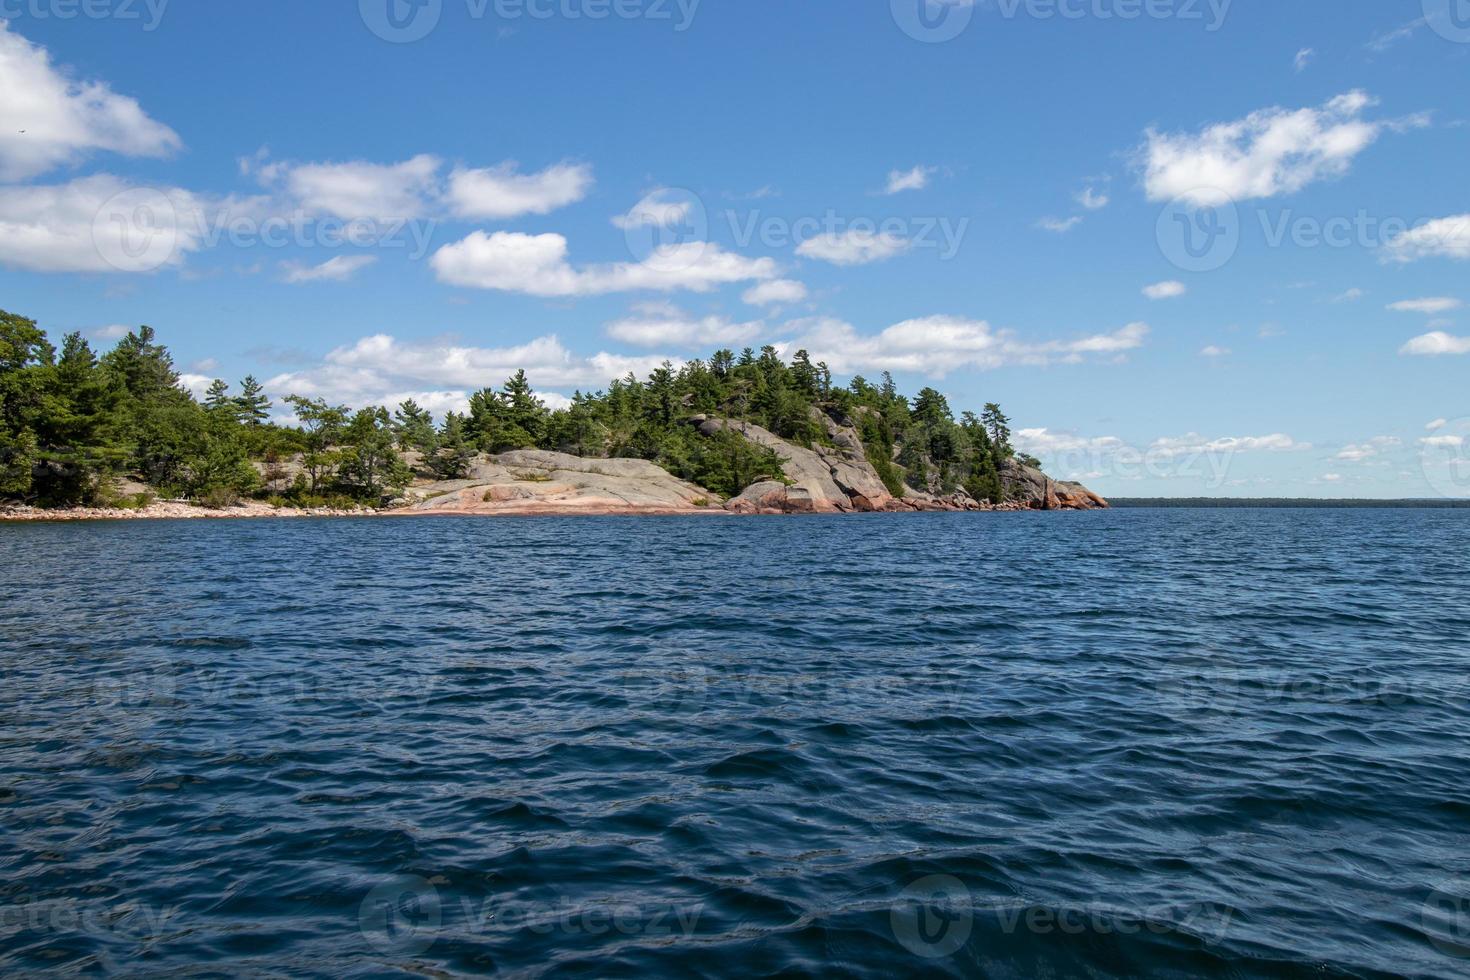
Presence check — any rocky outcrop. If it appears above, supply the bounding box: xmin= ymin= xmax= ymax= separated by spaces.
xmin=998 ymin=458 xmax=1109 ymax=510
xmin=392 ymin=450 xmax=722 ymax=517
xmin=691 ymin=416 xmax=855 ymax=512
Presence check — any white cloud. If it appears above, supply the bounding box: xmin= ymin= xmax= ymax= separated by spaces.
xmin=1076 ymin=187 xmax=1109 ymax=210
xmin=267 ymin=154 xmax=441 ymax=221
xmin=177 ymin=373 xmax=214 ymax=399
xmin=1143 ymin=280 xmax=1187 ymax=300
xmin=1139 ymin=92 xmax=1396 ymax=204
xmin=742 ymin=279 xmax=807 ymax=307
xmin=267 ymin=333 xmax=675 ymax=413
xmin=282 ymin=254 xmax=377 ymax=283
xmin=1321 ymin=473 xmax=1342 ymax=482
xmin=1400 ymin=331 xmax=1470 ymax=356
xmin=883 ymin=165 xmax=935 ymax=195
xmin=1149 ymin=433 xmax=1310 ymax=457
xmin=1422 ymin=435 xmax=1465 ymax=448
xmin=1383 ymin=215 xmax=1470 ymax=262
xmin=611 ymin=188 xmax=694 ymax=231
xmin=0 ymin=21 xmax=182 ymax=181
xmin=782 ymin=316 xmax=1147 ymax=377
xmin=1294 ymin=48 xmax=1315 ymax=72
xmin=796 ymin=229 xmax=909 ymax=266
xmin=0 ymin=174 xmax=209 ymax=273
xmin=1337 ymin=436 xmax=1400 ymax=461
xmin=1368 ymin=18 xmax=1427 ymax=51
xmin=1038 ymin=216 xmax=1083 ymax=233
xmin=1015 ymin=428 xmax=1126 ymax=456
xmin=445 ymin=161 xmax=591 ymax=220
xmin=431 ymin=230 xmax=776 ymax=296
xmin=1200 ymin=345 xmax=1230 ymax=357
xmin=1388 ymin=297 xmax=1461 ymax=314
xmin=1427 ymin=418 xmax=1448 ymax=431
xmin=89 ymin=324 xmax=131 ymax=341
xmin=605 ymin=308 xmax=762 ymax=348
xmin=1332 ymin=288 xmax=1364 ymax=303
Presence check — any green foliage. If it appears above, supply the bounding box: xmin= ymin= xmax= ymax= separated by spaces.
xmin=1 ymin=307 xmax=1030 ymax=510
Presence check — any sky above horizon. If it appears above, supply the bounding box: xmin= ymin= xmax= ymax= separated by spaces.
xmin=1 ymin=1 xmax=1467 ymax=498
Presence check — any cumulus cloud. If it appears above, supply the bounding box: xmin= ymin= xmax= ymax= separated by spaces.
xmin=282 ymin=254 xmax=377 ymax=283
xmin=1382 ymin=215 xmax=1470 ymax=262
xmin=1200 ymin=345 xmax=1230 ymax=357
xmin=0 ymin=174 xmax=211 ymax=273
xmin=1148 ymin=433 xmax=1310 ymax=457
xmin=1422 ymin=435 xmax=1465 ymax=448
xmin=431 ymin=231 xmax=776 ymax=296
xmin=1400 ymin=331 xmax=1470 ymax=356
xmin=260 ymin=154 xmax=441 ymax=221
xmin=1143 ymin=280 xmax=1187 ymax=300
xmin=781 ymin=316 xmax=1147 ymax=376
xmin=796 ymin=229 xmax=909 ymax=266
xmin=611 ymin=188 xmax=695 ymax=231
xmin=266 ymin=333 xmax=675 ymax=416
xmin=1336 ymin=436 xmax=1400 ymax=461
xmin=1038 ymin=216 xmax=1083 ymax=233
xmin=1139 ymin=92 xmax=1403 ymax=204
xmin=0 ymin=22 xmax=182 ymax=181
xmin=446 ymin=161 xmax=591 ymax=220
xmin=883 ymin=165 xmax=935 ymax=195
xmin=1077 ymin=187 xmax=1109 ymax=210
xmin=1427 ymin=418 xmax=1448 ymax=431
xmin=1388 ymin=297 xmax=1461 ymax=314
xmin=742 ymin=279 xmax=807 ymax=307
xmin=605 ymin=306 xmax=763 ymax=348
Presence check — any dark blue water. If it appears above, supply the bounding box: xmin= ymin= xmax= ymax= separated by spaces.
xmin=3 ymin=510 xmax=1470 ymax=978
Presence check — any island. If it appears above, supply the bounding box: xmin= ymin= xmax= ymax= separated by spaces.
xmin=0 ymin=311 xmax=1106 ymax=520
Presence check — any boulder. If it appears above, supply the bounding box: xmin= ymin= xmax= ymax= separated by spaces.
xmin=691 ymin=417 xmax=852 ymax=513
xmin=1000 ymin=458 xmax=1108 ymax=510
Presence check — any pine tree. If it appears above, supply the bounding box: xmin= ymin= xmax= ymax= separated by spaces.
xmin=234 ymin=375 xmax=271 ymax=425
xmin=205 ymin=379 xmax=234 ymax=415
xmin=393 ymin=398 xmax=436 ymax=453
xmin=982 ymin=403 xmax=1012 ymax=457
xmin=430 ymin=412 xmax=474 ymax=480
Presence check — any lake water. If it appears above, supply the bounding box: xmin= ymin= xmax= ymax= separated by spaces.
xmin=3 ymin=510 xmax=1469 ymax=977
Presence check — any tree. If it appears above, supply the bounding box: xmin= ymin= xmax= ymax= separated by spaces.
xmin=234 ymin=375 xmax=271 ymax=425
xmin=982 ymin=403 xmax=1012 ymax=457
xmin=284 ymin=395 xmax=348 ymax=494
xmin=393 ymin=398 xmax=436 ymax=454
xmin=205 ymin=379 xmax=235 ymax=415
xmin=338 ymin=407 xmax=411 ymax=501
xmin=429 ymin=411 xmax=474 ymax=480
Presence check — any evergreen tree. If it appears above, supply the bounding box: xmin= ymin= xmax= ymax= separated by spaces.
xmin=982 ymin=403 xmax=1012 ymax=457
xmin=234 ymin=375 xmax=271 ymax=425
xmin=392 ymin=398 xmax=437 ymax=453
xmin=205 ymin=379 xmax=235 ymax=415
xmin=429 ymin=411 xmax=474 ymax=480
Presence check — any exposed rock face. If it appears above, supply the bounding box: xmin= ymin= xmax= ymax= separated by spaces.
xmin=700 ymin=414 xmax=1107 ymax=514
xmin=999 ymin=458 xmax=1109 ymax=510
xmin=392 ymin=449 xmax=722 ymax=517
xmin=691 ymin=417 xmax=855 ymax=513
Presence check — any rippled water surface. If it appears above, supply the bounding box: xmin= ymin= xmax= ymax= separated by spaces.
xmin=3 ymin=510 xmax=1470 ymax=977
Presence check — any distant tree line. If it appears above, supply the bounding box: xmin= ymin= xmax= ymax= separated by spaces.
xmin=1 ymin=310 xmax=1026 ymax=508
xmin=1110 ymin=497 xmax=1470 ymax=509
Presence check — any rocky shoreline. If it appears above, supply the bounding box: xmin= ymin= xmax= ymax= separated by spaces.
xmin=3 ymin=413 xmax=1109 ymax=523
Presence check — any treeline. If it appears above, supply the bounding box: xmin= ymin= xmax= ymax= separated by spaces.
xmin=2 ymin=309 xmax=1027 ymax=508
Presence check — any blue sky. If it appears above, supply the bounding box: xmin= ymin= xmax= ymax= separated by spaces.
xmin=0 ymin=1 xmax=1467 ymax=497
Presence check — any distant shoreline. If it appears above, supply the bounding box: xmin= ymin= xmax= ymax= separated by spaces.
xmin=1109 ymin=498 xmax=1470 ymax=509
